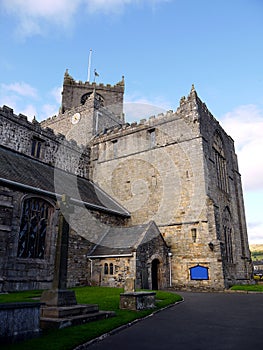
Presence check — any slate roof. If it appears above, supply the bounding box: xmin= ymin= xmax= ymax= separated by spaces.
xmin=87 ymin=221 xmax=162 ymax=257
xmin=0 ymin=146 xmax=130 ymax=217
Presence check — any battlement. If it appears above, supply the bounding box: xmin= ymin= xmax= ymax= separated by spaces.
xmin=62 ymin=70 xmax=125 ymax=116
xmin=0 ymin=105 xmax=84 ymax=151
xmin=92 ymin=109 xmax=177 ymax=142
xmin=63 ymin=69 xmax=125 ymax=91
xmin=92 ymin=85 xmax=203 ymax=142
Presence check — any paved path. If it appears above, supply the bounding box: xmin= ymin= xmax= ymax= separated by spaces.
xmin=81 ymin=291 xmax=263 ymax=350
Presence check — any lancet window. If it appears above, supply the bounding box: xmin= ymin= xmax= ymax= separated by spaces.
xmin=213 ymin=132 xmax=228 ymax=193
xmin=223 ymin=207 xmax=234 ymax=264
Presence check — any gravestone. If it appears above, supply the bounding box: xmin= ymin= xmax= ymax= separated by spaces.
xmin=124 ymin=277 xmax=135 ymax=293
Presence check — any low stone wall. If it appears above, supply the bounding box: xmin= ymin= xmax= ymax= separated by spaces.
xmin=0 ymin=302 xmax=42 ymax=343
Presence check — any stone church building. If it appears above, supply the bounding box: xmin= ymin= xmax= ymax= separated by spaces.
xmin=0 ymin=70 xmax=253 ymax=292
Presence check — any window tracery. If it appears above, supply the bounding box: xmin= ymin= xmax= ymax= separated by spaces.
xmin=17 ymin=197 xmax=54 ymax=259
xmin=213 ymin=132 xmax=228 ymax=192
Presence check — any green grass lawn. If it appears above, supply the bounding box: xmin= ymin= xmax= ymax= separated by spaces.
xmin=230 ymin=284 xmax=263 ymax=292
xmin=1 ymin=287 xmax=182 ymax=350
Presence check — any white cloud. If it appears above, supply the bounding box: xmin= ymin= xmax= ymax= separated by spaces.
xmin=50 ymin=86 xmax=63 ymax=105
xmin=0 ymin=82 xmax=60 ymax=121
xmin=2 ymin=0 xmax=80 ymax=22
xmin=220 ymin=105 xmax=263 ymax=191
xmin=2 ymin=0 xmax=171 ymax=37
xmin=20 ymin=105 xmax=38 ymax=121
xmin=2 ymin=82 xmax=38 ymax=99
xmin=221 ymin=105 xmax=263 ymax=244
xmin=247 ymin=222 xmax=263 ymax=244
xmin=40 ymin=104 xmax=59 ymax=121
xmin=1 ymin=0 xmax=81 ymax=37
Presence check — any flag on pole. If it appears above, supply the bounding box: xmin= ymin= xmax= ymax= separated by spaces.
xmin=94 ymin=69 xmax=99 ymax=83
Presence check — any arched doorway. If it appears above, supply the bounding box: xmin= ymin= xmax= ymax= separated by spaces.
xmin=151 ymin=259 xmax=160 ymax=290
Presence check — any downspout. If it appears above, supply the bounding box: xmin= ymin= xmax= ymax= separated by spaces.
xmin=88 ymin=258 xmax=93 ymax=285
xmin=168 ymin=252 xmax=173 ymax=287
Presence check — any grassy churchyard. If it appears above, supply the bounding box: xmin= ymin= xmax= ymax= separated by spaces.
xmin=0 ymin=287 xmax=182 ymax=350
xmin=1 ymin=284 xmax=263 ymax=350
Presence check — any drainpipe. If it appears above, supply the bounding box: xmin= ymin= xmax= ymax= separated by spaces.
xmin=168 ymin=252 xmax=173 ymax=287
xmin=88 ymin=258 xmax=93 ymax=285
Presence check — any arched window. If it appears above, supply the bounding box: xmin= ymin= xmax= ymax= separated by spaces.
xmin=213 ymin=132 xmax=228 ymax=193
xmin=223 ymin=207 xmax=233 ymax=264
xmin=81 ymin=92 xmax=104 ymax=107
xmin=104 ymin=263 xmax=108 ymax=275
xmin=17 ymin=197 xmax=54 ymax=259
xmin=109 ymin=263 xmax=114 ymax=275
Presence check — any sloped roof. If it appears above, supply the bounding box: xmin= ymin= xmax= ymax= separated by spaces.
xmin=0 ymin=146 xmax=130 ymax=217
xmin=88 ymin=221 xmax=162 ymax=257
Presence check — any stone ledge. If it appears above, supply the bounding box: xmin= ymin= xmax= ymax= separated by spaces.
xmin=40 ymin=310 xmax=115 ymax=329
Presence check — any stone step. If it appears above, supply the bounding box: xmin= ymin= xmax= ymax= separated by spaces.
xmin=40 ymin=310 xmax=115 ymax=329
xmin=41 ymin=304 xmax=99 ymax=318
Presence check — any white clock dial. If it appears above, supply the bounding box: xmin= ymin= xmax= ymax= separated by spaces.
xmin=71 ymin=112 xmax=81 ymax=124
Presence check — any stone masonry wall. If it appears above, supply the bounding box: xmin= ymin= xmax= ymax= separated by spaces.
xmin=196 ymin=96 xmax=253 ymax=286
xmin=0 ymin=182 xmax=128 ymax=292
xmin=41 ymin=93 xmax=125 ymax=147
xmin=88 ymin=87 xmax=239 ymax=290
xmin=61 ymin=70 xmax=125 ymax=121
xmin=0 ymin=105 xmax=89 ymax=178
xmin=0 ymin=187 xmax=57 ymax=292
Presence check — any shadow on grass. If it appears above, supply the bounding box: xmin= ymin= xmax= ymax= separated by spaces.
xmin=1 ymin=287 xmax=182 ymax=350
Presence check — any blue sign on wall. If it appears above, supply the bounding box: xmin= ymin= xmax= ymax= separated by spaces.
xmin=190 ymin=265 xmax=209 ymax=280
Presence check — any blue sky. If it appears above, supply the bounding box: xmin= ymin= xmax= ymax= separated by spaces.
xmin=0 ymin=0 xmax=263 ymax=244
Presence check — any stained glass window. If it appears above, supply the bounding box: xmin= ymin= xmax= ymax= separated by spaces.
xmin=17 ymin=198 xmax=53 ymax=259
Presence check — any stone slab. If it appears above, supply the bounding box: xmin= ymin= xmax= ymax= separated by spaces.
xmin=120 ymin=292 xmax=156 ymax=310
xmin=41 ymin=304 xmax=99 ymax=318
xmin=40 ymin=310 xmax=115 ymax=329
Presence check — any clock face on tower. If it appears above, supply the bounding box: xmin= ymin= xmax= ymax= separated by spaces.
xmin=71 ymin=112 xmax=81 ymax=124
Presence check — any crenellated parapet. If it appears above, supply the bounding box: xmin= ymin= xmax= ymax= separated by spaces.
xmin=0 ymin=105 xmax=87 ymax=150
xmin=61 ymin=70 xmax=125 ymax=120
xmin=91 ymin=85 xmax=206 ymax=143
xmin=63 ymin=69 xmax=125 ymax=91
xmin=0 ymin=105 xmax=89 ymax=178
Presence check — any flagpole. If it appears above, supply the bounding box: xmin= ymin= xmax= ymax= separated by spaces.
xmin=87 ymin=49 xmax=92 ymax=82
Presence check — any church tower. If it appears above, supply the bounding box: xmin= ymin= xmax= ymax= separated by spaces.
xmin=41 ymin=70 xmax=125 ymax=146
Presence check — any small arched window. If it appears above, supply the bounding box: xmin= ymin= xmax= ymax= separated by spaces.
xmin=17 ymin=197 xmax=54 ymax=259
xmin=109 ymin=263 xmax=114 ymax=275
xmin=104 ymin=263 xmax=109 ymax=275
xmin=213 ymin=132 xmax=228 ymax=193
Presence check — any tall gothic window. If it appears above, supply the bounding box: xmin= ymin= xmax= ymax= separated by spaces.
xmin=223 ymin=207 xmax=234 ymax=264
xmin=213 ymin=132 xmax=228 ymax=193
xmin=17 ymin=197 xmax=54 ymax=259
